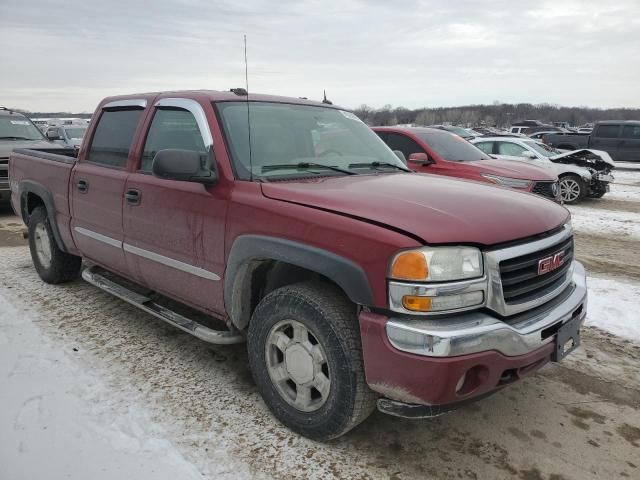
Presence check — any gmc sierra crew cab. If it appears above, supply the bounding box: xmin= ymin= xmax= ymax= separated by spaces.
xmin=9 ymin=90 xmax=587 ymax=441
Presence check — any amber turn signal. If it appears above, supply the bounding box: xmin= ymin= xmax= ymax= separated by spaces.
xmin=402 ymin=295 xmax=432 ymax=312
xmin=390 ymin=251 xmax=428 ymax=280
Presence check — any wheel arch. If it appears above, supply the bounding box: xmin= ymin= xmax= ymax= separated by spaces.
xmin=18 ymin=180 xmax=68 ymax=253
xmin=224 ymin=235 xmax=374 ymax=330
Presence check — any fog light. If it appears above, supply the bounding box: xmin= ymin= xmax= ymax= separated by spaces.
xmin=455 ymin=372 xmax=467 ymax=393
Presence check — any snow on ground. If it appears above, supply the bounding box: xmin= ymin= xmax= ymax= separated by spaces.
xmin=586 ymin=275 xmax=640 ymax=342
xmin=568 ymin=204 xmax=640 ymax=239
xmin=0 ymin=290 xmax=250 ymax=480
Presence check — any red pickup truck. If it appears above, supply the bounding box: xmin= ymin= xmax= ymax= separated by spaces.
xmin=374 ymin=126 xmax=560 ymax=200
xmin=9 ymin=90 xmax=586 ymax=440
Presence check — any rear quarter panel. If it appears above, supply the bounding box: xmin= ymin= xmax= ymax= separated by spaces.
xmin=9 ymin=151 xmax=76 ymax=252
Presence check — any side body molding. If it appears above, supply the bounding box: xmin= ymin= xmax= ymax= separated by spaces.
xmin=18 ymin=180 xmax=69 ymax=252
xmin=225 ymin=235 xmax=375 ymax=328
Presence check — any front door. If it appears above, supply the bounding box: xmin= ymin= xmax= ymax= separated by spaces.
xmin=71 ymin=104 xmax=146 ymax=276
xmin=589 ymin=124 xmax=621 ymax=160
xmin=618 ymin=124 xmax=640 ymax=162
xmin=123 ymin=98 xmax=227 ymax=315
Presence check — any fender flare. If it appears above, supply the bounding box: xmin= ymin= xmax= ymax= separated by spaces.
xmin=224 ymin=235 xmax=374 ymax=327
xmin=18 ymin=180 xmax=68 ymax=252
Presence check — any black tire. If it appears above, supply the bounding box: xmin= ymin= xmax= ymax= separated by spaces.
xmin=28 ymin=206 xmax=81 ymax=284
xmin=588 ymin=189 xmax=606 ymax=199
xmin=247 ymin=281 xmax=377 ymax=441
xmin=559 ymin=174 xmax=586 ymax=204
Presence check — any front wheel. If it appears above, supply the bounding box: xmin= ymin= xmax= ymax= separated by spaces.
xmin=247 ymin=281 xmax=377 ymax=441
xmin=28 ymin=206 xmax=81 ymax=283
xmin=559 ymin=174 xmax=586 ymax=204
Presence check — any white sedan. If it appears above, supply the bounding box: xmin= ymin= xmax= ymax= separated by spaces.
xmin=471 ymin=137 xmax=614 ymax=204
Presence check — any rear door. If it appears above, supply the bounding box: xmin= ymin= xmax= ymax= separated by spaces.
xmin=589 ymin=124 xmax=621 ymax=159
xmin=70 ymin=101 xmax=147 ymax=276
xmin=618 ymin=124 xmax=640 ymax=162
xmin=123 ymin=98 xmax=227 ymax=314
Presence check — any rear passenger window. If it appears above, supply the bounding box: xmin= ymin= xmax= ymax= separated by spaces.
xmin=622 ymin=125 xmax=640 ymax=139
xmin=87 ymin=109 xmax=143 ymax=168
xmin=384 ymin=133 xmax=424 ymax=159
xmin=474 ymin=142 xmax=494 ymax=154
xmin=141 ymin=108 xmax=206 ymax=172
xmin=594 ymin=125 xmax=620 ymax=138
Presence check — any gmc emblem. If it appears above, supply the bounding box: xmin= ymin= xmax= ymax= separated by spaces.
xmin=538 ymin=251 xmax=566 ymax=275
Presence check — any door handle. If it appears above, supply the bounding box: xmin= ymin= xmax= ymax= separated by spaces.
xmin=125 ymin=189 xmax=141 ymax=205
xmin=77 ymin=179 xmax=89 ymax=193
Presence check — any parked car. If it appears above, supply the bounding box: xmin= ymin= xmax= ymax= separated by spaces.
xmin=10 ymin=90 xmax=586 ymax=440
xmin=46 ymin=124 xmax=87 ymax=148
xmin=428 ymin=125 xmax=480 ymax=139
xmin=543 ymin=121 xmax=640 ymax=162
xmin=471 ymin=137 xmax=615 ymax=203
xmin=373 ymin=126 xmax=559 ymax=201
xmin=0 ymin=107 xmax=63 ymax=204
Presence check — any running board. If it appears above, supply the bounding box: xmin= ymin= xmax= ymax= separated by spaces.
xmin=81 ymin=266 xmax=245 ymax=345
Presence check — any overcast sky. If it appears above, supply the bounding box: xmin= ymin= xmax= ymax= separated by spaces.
xmin=1 ymin=0 xmax=639 ymax=112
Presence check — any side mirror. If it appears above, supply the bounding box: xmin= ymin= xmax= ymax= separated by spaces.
xmin=393 ymin=150 xmax=407 ymax=165
xmin=521 ymin=151 xmax=537 ymax=159
xmin=408 ymin=152 xmax=433 ymax=166
xmin=152 ymin=149 xmax=217 ymax=184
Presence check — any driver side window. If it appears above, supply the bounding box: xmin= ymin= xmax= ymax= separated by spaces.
xmin=497 ymin=142 xmax=526 ymax=157
xmin=141 ymin=108 xmax=205 ymax=172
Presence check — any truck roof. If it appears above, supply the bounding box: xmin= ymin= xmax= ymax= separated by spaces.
xmin=98 ymin=90 xmax=346 ymax=110
xmin=595 ymin=120 xmax=640 ymax=126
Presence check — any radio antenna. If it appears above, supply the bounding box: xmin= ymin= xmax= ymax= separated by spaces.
xmin=244 ymin=34 xmax=253 ymax=181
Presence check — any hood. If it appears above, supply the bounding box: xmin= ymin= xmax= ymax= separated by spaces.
xmin=261 ymin=173 xmax=569 ymax=246
xmin=463 ymin=158 xmax=556 ymax=181
xmin=550 ymin=149 xmax=615 ymax=171
xmin=0 ymin=139 xmax=62 ymax=157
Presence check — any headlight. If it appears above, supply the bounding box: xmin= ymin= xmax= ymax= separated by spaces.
xmin=481 ymin=174 xmax=532 ymax=189
xmin=389 ymin=246 xmax=485 ymax=314
xmin=390 ymin=246 xmax=483 ymax=282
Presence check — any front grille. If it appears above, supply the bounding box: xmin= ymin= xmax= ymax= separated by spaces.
xmin=499 ymin=235 xmax=573 ymax=304
xmin=532 ymin=181 xmax=557 ymax=200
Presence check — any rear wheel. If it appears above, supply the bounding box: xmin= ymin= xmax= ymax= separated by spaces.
xmin=28 ymin=206 xmax=81 ymax=283
xmin=559 ymin=174 xmax=586 ymax=204
xmin=247 ymin=281 xmax=377 ymax=441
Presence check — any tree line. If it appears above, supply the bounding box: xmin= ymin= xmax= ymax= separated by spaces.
xmin=352 ymin=102 xmax=640 ymax=128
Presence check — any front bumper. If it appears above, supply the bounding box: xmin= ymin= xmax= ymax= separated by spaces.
xmin=359 ymin=261 xmax=587 ymax=410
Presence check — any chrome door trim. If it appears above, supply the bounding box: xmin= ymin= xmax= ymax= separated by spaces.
xmin=123 ymin=243 xmax=220 ymax=281
xmin=74 ymin=226 xmax=123 ymax=248
xmin=73 ymin=227 xmax=220 ymax=281
xmin=153 ymin=98 xmax=214 ymax=148
xmin=103 ymin=99 xmax=147 ymax=109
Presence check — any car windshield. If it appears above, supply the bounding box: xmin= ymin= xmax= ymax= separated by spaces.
xmin=216 ymin=101 xmax=407 ymax=179
xmin=0 ymin=116 xmax=44 ymax=140
xmin=65 ymin=127 xmax=86 ymax=139
xmin=524 ymin=141 xmax=556 ymax=158
xmin=418 ymin=131 xmax=490 ymax=162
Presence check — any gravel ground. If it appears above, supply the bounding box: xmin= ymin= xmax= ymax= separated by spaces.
xmin=1 ymin=170 xmax=639 ymax=480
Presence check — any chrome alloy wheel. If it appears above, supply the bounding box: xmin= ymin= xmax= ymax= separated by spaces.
xmin=559 ymin=178 xmax=581 ymax=203
xmin=265 ymin=319 xmax=331 ymax=412
xmin=34 ymin=223 xmax=52 ymax=268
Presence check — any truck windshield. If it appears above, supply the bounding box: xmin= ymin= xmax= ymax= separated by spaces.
xmin=418 ymin=132 xmax=490 ymax=162
xmin=216 ymin=101 xmax=408 ymax=179
xmin=0 ymin=117 xmax=45 ymax=140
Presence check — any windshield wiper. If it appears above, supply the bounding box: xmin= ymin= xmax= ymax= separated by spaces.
xmin=262 ymin=162 xmax=357 ymax=175
xmin=348 ymin=161 xmax=410 ymax=172
xmin=0 ymin=136 xmax=35 ymax=140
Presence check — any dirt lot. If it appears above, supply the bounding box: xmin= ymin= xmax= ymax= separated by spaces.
xmin=1 ymin=171 xmax=639 ymax=479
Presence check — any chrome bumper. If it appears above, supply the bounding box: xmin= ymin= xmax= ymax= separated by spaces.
xmin=386 ymin=261 xmax=587 ymax=357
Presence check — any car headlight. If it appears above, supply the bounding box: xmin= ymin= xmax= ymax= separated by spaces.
xmin=388 ymin=247 xmax=485 ymax=314
xmin=390 ymin=246 xmax=483 ymax=282
xmin=481 ymin=174 xmax=532 ymax=189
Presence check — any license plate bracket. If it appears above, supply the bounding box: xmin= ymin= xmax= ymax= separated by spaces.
xmin=552 ymin=314 xmax=582 ymax=362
